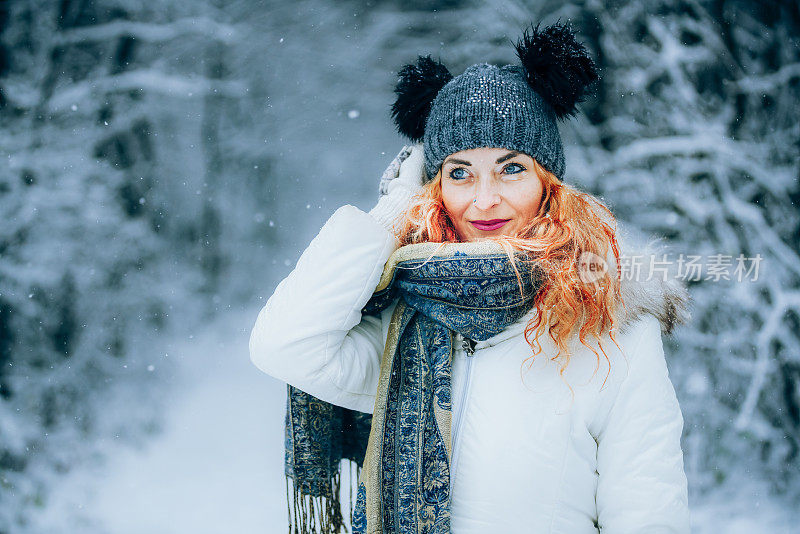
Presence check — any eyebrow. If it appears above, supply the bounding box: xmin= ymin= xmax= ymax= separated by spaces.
xmin=443 ymin=151 xmax=522 ymax=167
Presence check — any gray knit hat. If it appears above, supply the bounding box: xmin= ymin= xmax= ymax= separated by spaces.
xmin=390 ymin=21 xmax=599 ymax=183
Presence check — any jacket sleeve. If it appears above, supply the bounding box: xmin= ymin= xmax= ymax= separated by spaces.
xmin=248 ymin=205 xmax=397 ymax=414
xmin=595 ymin=315 xmax=691 ymax=533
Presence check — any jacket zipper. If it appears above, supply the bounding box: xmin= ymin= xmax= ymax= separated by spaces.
xmin=451 ymin=332 xmax=476 ymax=492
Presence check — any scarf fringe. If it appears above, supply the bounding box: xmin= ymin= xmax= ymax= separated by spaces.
xmin=285 ymin=461 xmax=363 ymax=534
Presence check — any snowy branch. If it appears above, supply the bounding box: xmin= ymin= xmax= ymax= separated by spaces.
xmin=734 ymin=283 xmax=800 ymax=431
xmin=736 ymin=63 xmax=800 ymax=94
xmin=604 ymin=134 xmax=793 ymax=197
xmin=53 ymin=17 xmax=238 ymax=46
xmin=47 ymin=69 xmax=248 ymax=112
xmin=719 ymin=185 xmax=800 ymax=280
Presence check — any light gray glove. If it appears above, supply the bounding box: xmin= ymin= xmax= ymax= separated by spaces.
xmin=368 ymin=142 xmax=425 ymax=234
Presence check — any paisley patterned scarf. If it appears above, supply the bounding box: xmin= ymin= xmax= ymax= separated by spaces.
xmin=284 ymin=241 xmax=545 ymax=534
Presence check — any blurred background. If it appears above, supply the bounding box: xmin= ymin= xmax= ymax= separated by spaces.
xmin=1 ymin=0 xmax=798 ymax=532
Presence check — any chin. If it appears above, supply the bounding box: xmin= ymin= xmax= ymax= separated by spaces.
xmin=460 ymin=228 xmax=518 ymax=242
xmin=461 ymin=233 xmax=501 ymax=243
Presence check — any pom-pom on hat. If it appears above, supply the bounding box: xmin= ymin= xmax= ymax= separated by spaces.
xmin=390 ymin=21 xmax=599 ymax=182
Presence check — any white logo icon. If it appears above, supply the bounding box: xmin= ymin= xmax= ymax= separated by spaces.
xmin=577 ymin=252 xmax=608 ymax=284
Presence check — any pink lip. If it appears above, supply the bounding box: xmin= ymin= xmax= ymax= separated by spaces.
xmin=470 ymin=219 xmax=510 ymax=231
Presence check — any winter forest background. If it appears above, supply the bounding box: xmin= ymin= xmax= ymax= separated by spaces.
xmin=0 ymin=0 xmax=798 ymax=532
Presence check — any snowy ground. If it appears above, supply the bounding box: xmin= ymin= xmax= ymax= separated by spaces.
xmin=34 ymin=304 xmax=798 ymax=533
xmin=34 ymin=305 xmax=296 ymax=534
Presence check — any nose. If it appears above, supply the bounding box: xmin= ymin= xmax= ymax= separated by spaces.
xmin=472 ymin=176 xmax=501 ymax=211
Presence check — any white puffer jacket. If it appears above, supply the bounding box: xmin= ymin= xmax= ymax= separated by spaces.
xmin=249 ymin=205 xmax=691 ymax=533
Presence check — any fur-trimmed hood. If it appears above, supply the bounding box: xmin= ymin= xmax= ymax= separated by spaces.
xmin=608 ymin=232 xmax=692 ymax=336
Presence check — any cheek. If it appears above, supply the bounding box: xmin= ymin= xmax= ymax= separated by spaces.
xmin=441 ymin=184 xmax=469 ymax=220
xmin=512 ymin=181 xmax=543 ymax=216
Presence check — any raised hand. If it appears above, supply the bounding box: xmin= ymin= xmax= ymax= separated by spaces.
xmin=369 ymin=143 xmax=425 ymax=235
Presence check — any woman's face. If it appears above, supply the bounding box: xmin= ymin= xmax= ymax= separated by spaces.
xmin=440 ymin=147 xmax=544 ymax=242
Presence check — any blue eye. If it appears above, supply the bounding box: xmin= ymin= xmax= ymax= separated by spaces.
xmin=449 ymin=167 xmax=469 ymax=180
xmin=504 ymin=163 xmax=525 ymax=174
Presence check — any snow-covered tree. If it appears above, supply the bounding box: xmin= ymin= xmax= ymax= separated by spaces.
xmin=562 ymin=0 xmax=799 ymax=498
xmin=0 ymin=0 xmax=275 ymax=528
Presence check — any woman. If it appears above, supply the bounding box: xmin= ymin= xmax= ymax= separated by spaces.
xmin=250 ymin=21 xmax=691 ymax=534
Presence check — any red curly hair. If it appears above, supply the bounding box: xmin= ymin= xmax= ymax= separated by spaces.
xmin=394 ymin=157 xmax=627 ymax=396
